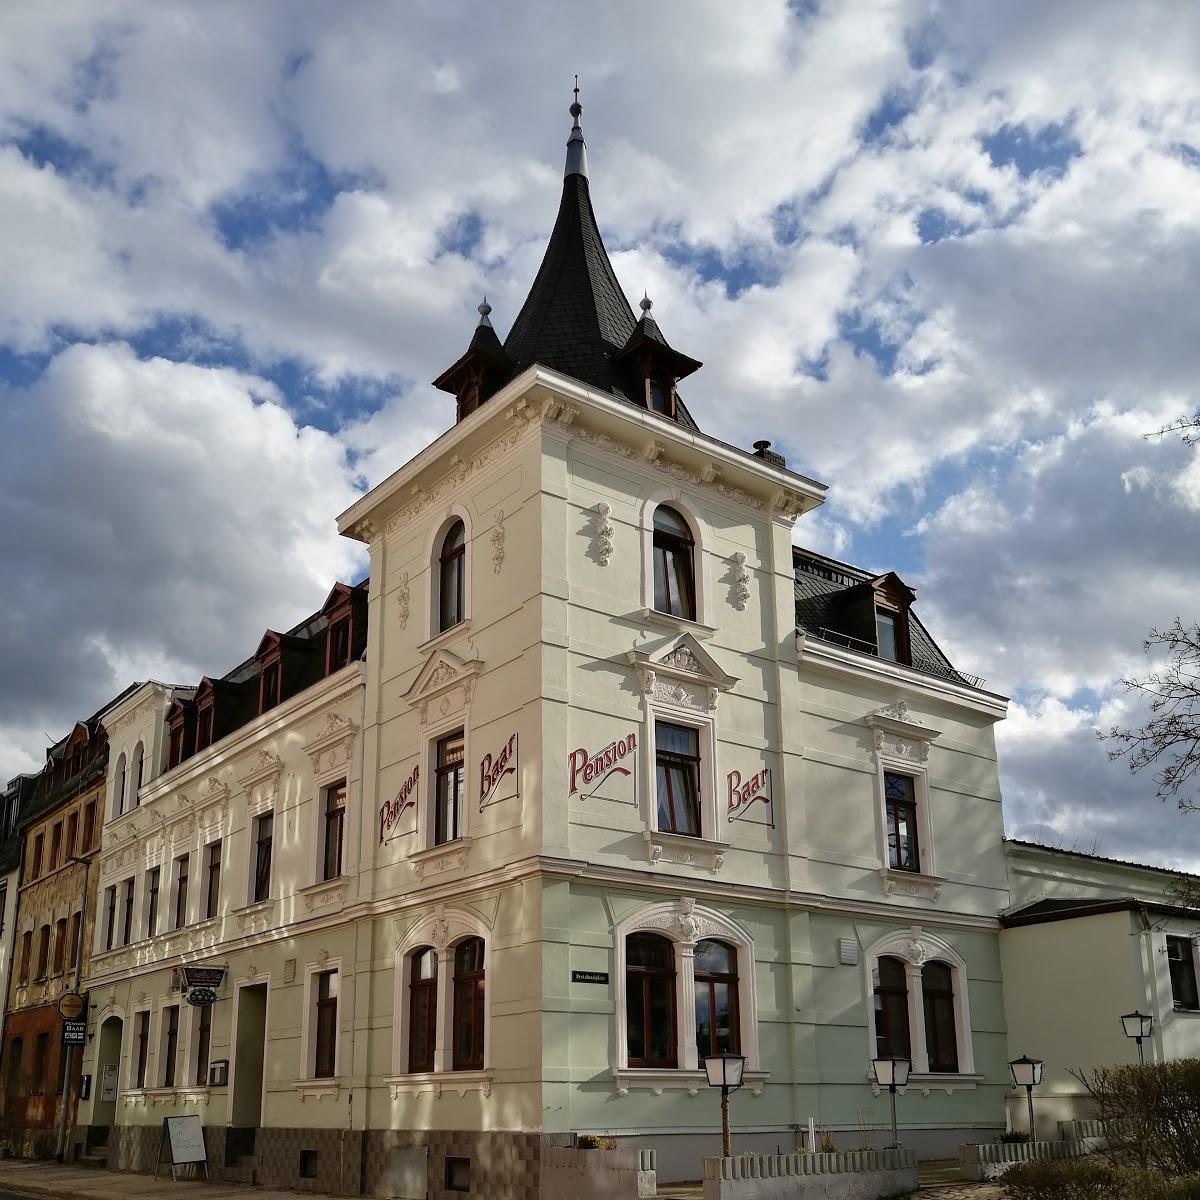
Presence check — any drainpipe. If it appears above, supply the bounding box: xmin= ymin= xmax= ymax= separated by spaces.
xmin=1135 ymin=906 xmax=1163 ymax=1064
xmin=55 ymin=853 xmax=90 ymax=1162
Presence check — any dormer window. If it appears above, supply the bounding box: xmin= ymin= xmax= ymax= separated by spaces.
xmin=259 ymin=660 xmax=281 ymax=714
xmin=648 ymin=376 xmax=674 ymax=418
xmin=195 ymin=704 xmax=214 ymax=753
xmin=876 ymin=610 xmax=898 ymax=661
xmin=168 ymin=723 xmax=185 ymax=770
xmin=327 ymin=617 xmax=351 ymax=673
xmin=652 ymin=506 xmax=696 ymax=621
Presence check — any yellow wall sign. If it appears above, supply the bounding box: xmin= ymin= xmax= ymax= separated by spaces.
xmin=57 ymin=992 xmax=84 ymax=1020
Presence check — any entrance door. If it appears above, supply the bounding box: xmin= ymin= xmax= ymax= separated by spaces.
xmin=93 ymin=1016 xmax=123 ymax=1130
xmin=230 ymin=983 xmax=267 ymax=1128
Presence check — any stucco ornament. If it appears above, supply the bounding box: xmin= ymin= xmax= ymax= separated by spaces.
xmin=660 ymin=645 xmax=703 ymax=674
xmin=876 ymin=700 xmax=910 ymax=722
xmin=904 ymin=936 xmax=935 ymax=965
xmin=431 ymin=905 xmax=451 ymax=949
xmin=396 ymin=572 xmax=411 ymax=630
xmin=491 ymin=509 xmax=505 ymax=573
xmin=593 ymin=502 xmax=615 ymax=565
xmin=730 ymin=552 xmax=751 ymax=611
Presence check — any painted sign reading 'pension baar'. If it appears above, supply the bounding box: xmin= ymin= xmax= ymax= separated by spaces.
xmin=569 ymin=731 xmax=637 ymax=802
xmin=379 ymin=763 xmax=419 ymax=843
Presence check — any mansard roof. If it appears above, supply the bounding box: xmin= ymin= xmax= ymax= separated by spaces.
xmin=793 ymin=547 xmax=981 ymax=689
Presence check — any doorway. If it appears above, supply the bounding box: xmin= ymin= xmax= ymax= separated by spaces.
xmin=229 ymin=982 xmax=267 ymax=1157
xmin=92 ymin=1015 xmax=123 ymax=1131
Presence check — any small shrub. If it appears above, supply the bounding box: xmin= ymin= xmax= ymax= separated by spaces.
xmin=1004 ymin=1163 xmax=1200 ymax=1200
xmin=999 ymin=1131 xmax=1031 ymax=1144
xmin=576 ymin=1134 xmax=617 ymax=1150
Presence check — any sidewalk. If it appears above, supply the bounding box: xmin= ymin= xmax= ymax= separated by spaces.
xmin=0 ymin=1158 xmax=333 ymax=1200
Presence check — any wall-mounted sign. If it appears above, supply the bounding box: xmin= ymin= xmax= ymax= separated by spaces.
xmin=57 ymin=992 xmax=85 ymax=1020
xmin=479 ymin=733 xmax=518 ymax=811
xmin=100 ymin=1064 xmax=119 ymax=1103
xmin=568 ymin=732 xmax=638 ymax=803
xmin=181 ymin=965 xmax=225 ymax=990
xmin=571 ymin=970 xmax=610 ymax=985
xmin=208 ymin=1059 xmax=229 ymax=1087
xmin=380 ymin=764 xmax=419 ymax=843
xmin=186 ymin=987 xmax=217 ymax=1007
xmin=728 ymin=767 xmax=774 ymax=827
xmin=61 ymin=1019 xmax=86 ymax=1046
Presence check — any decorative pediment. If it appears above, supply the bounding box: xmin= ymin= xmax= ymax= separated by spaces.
xmin=403 ymin=649 xmax=481 ymax=727
xmin=628 ymin=634 xmax=737 ymax=713
xmin=866 ymin=700 xmax=940 ymax=762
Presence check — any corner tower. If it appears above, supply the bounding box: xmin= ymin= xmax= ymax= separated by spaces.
xmin=435 ymin=84 xmax=702 ymax=425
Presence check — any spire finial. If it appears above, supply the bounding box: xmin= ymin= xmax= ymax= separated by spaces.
xmin=477 ymin=295 xmax=493 ymax=327
xmin=640 ymin=292 xmax=653 ymax=314
xmin=565 ymin=76 xmax=588 ymax=179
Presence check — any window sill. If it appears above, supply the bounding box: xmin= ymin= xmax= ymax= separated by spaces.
xmin=868 ymin=1071 xmax=982 ymax=1097
xmin=235 ymin=898 xmax=274 ymax=933
xmin=143 ymin=1087 xmax=182 ymax=1106
xmin=174 ymin=1086 xmax=211 ymax=1104
xmin=409 ymin=838 xmax=471 ymax=881
xmin=384 ymin=1069 xmax=492 ymax=1099
xmin=417 ymin=620 xmax=473 ymax=657
xmin=613 ymin=1068 xmax=768 ymax=1098
xmin=298 ymin=876 xmax=347 ymax=913
xmin=294 ymin=1077 xmax=343 ymax=1101
xmin=879 ymin=866 xmax=944 ymax=900
xmin=644 ymin=828 xmax=726 ymax=873
xmin=639 ymin=609 xmax=715 ymax=640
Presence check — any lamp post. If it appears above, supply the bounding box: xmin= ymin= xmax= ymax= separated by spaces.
xmin=54 ymin=853 xmax=91 ymax=1163
xmin=704 ymin=1052 xmax=746 ymax=1158
xmin=1121 ymin=1011 xmax=1153 ymax=1066
xmin=1008 ymin=1055 xmax=1044 ymax=1141
xmin=870 ymin=1056 xmax=911 ymax=1149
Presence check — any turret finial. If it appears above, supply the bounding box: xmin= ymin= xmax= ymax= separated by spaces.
xmin=565 ymin=76 xmax=588 ymax=179
xmin=640 ymin=292 xmax=653 ymax=314
xmin=477 ymin=296 xmax=493 ymax=327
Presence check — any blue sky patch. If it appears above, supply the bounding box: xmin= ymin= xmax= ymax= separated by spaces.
xmin=982 ymin=121 xmax=1082 ymax=177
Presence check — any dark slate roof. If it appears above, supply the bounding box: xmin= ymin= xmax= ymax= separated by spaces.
xmin=1001 ymin=896 xmax=1199 ymax=928
xmin=794 ymin=547 xmax=984 ymax=690
xmin=500 ymin=173 xmax=701 ymax=431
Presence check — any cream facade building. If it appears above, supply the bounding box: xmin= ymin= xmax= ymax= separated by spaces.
xmin=53 ymin=97 xmax=1197 ymax=1198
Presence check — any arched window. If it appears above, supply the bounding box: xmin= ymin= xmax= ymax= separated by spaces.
xmin=408 ymin=947 xmax=438 ymax=1073
xmin=438 ymin=520 xmax=466 ymax=632
xmin=114 ymin=753 xmax=127 ymax=818
xmin=452 ymin=937 xmax=485 ymax=1070
xmin=132 ymin=743 xmax=145 ymax=806
xmin=873 ymin=955 xmax=910 ymax=1060
xmin=694 ymin=939 xmax=739 ymax=1060
xmin=626 ymin=933 xmax=677 ymax=1068
xmin=652 ymin=506 xmax=696 ymax=620
xmin=922 ymin=961 xmax=959 ymax=1073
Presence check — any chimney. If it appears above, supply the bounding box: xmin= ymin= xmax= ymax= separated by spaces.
xmin=752 ymin=439 xmax=786 ymax=468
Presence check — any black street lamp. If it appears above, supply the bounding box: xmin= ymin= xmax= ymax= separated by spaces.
xmin=1121 ymin=1011 xmax=1153 ymax=1066
xmin=870 ymin=1056 xmax=911 ymax=1149
xmin=704 ymin=1052 xmax=746 ymax=1158
xmin=1008 ymin=1054 xmax=1044 ymax=1140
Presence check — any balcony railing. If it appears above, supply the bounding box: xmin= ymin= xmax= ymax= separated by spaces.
xmin=809 ymin=627 xmax=986 ymax=691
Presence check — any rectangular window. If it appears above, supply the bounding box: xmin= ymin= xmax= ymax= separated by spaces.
xmin=35 ymin=924 xmax=50 ymax=978
xmin=259 ymin=662 xmax=281 ymax=714
xmin=82 ymin=801 xmax=96 ymax=851
xmin=205 ymin=841 xmax=221 ymax=920
xmin=195 ymin=1004 xmax=212 ymax=1086
xmin=655 ymin=721 xmax=702 ymax=837
xmin=65 ymin=811 xmax=78 ymax=860
xmin=0 ymin=881 xmax=6 ymax=936
xmin=1168 ymin=936 xmax=1199 ymax=1011
xmin=163 ymin=1005 xmax=180 ymax=1087
xmin=195 ymin=705 xmax=214 ymax=753
xmin=104 ymin=884 xmax=117 ymax=950
xmin=49 ymin=822 xmax=62 ymax=871
xmin=68 ymin=911 xmax=80 ymax=966
xmin=314 ymin=970 xmax=338 ymax=1079
xmin=322 ymin=782 xmax=346 ymax=880
xmin=253 ymin=813 xmax=273 ymax=903
xmin=19 ymin=930 xmax=31 ymax=983
xmin=168 ymin=724 xmax=185 ymax=770
xmin=876 ymin=610 xmax=899 ymax=661
xmin=31 ymin=1032 xmax=49 ymax=1095
xmin=434 ymin=733 xmax=464 ymax=847
xmin=884 ymin=772 xmax=921 ymax=872
xmin=121 ymin=877 xmax=135 ymax=945
xmin=31 ymin=832 xmax=43 ymax=880
xmin=327 ymin=618 xmax=351 ymax=673
xmin=135 ymin=1010 xmax=150 ymax=1089
xmin=174 ymin=854 xmax=190 ymax=929
xmin=146 ymin=867 xmax=160 ymax=938
xmin=53 ymin=917 xmax=67 ymax=974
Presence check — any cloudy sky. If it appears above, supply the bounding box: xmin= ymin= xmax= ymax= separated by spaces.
xmin=2 ymin=1 xmax=1198 ymax=869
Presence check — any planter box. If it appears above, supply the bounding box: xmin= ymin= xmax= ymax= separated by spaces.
xmin=959 ymin=1139 xmax=1089 ymax=1181
xmin=541 ymin=1147 xmax=657 ymax=1200
xmin=703 ymin=1150 xmax=918 ymax=1199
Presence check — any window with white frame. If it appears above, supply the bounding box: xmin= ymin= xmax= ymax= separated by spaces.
xmin=437 ymin=520 xmax=467 ymax=633
xmin=309 ymin=967 xmax=339 ymax=1079
xmin=252 ymin=812 xmax=273 ymax=903
xmin=433 ymin=731 xmax=465 ymax=846
xmin=613 ymin=900 xmax=760 ymax=1082
xmin=320 ymin=781 xmax=346 ymax=880
xmin=652 ymin=505 xmax=696 ymax=621
xmin=145 ymin=866 xmax=160 ymax=938
xmin=863 ymin=929 xmax=974 ymax=1078
xmin=868 ymin=705 xmax=940 ymax=886
xmin=172 ymin=853 xmax=190 ymax=929
xmin=161 ymin=1004 xmax=180 ymax=1087
xmin=133 ymin=1009 xmax=150 ymax=1089
xmin=1167 ymin=936 xmax=1199 ymax=1011
xmin=883 ymin=772 xmax=920 ymax=872
xmin=655 ymin=722 xmax=702 ymax=838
